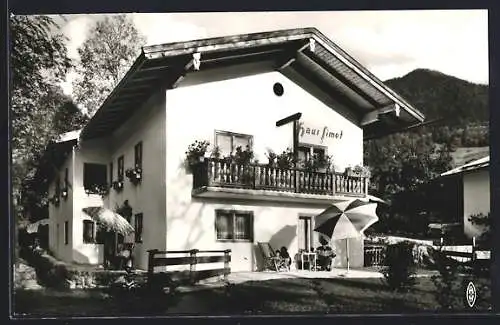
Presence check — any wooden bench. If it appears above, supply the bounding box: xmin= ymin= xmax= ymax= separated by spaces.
xmin=442 ymin=248 xmax=490 ymax=274
xmin=146 ymin=249 xmax=231 ymax=290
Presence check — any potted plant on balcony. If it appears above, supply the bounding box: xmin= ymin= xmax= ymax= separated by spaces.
xmin=277 ymin=148 xmax=296 ymax=169
xmin=302 ymin=153 xmax=329 ymax=173
xmin=210 ymin=146 xmax=221 ymax=160
xmin=125 ymin=165 xmax=142 ymax=185
xmin=345 ymin=165 xmax=371 ymax=178
xmin=85 ymin=184 xmax=109 ymax=197
xmin=233 ymin=145 xmax=255 ymax=184
xmin=265 ymin=149 xmax=278 ymax=168
xmin=185 ymin=140 xmax=210 ymax=173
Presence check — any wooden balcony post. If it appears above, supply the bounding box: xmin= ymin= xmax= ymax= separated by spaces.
xmin=331 ymin=172 xmax=336 ymax=196
xmin=190 ymin=249 xmax=199 ymax=284
xmin=364 ymin=177 xmax=369 ymax=196
xmin=223 ymin=249 xmax=231 ymax=282
xmin=147 ymin=249 xmax=159 ymax=284
xmin=253 ymin=165 xmax=257 ymax=189
xmin=205 ymin=158 xmax=212 ymax=186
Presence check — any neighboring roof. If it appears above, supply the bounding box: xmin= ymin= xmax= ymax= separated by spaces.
xmin=440 ymin=155 xmax=489 ymax=177
xmin=449 ymin=146 xmax=490 ymax=169
xmin=80 ymin=27 xmax=425 ymax=141
xmin=29 ymin=131 xmax=79 ymax=192
xmin=56 ymin=129 xmax=81 ymax=143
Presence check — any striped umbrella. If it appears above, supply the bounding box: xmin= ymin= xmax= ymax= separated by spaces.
xmin=82 ymin=207 xmax=134 ymax=235
xmin=314 ymin=199 xmax=379 ymax=272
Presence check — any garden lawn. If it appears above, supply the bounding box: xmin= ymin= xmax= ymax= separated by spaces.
xmin=13 ymin=276 xmax=492 ymax=317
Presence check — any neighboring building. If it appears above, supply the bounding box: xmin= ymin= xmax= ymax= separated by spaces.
xmin=32 ymin=28 xmax=424 ymax=271
xmin=439 ymin=156 xmax=490 ymax=239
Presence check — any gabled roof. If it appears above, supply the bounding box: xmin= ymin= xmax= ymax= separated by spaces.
xmin=440 ymin=155 xmax=489 ymax=177
xmin=29 ymin=131 xmax=80 ymax=192
xmin=80 ymin=27 xmax=425 ymax=141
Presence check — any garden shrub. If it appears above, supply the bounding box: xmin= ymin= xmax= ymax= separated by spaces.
xmin=430 ymin=248 xmax=476 ymax=310
xmin=21 ymin=247 xmax=71 ymax=289
xmin=381 ymin=241 xmax=417 ymax=292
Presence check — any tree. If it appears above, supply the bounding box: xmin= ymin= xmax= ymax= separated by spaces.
xmin=72 ymin=15 xmax=146 ymax=116
xmin=10 ymin=15 xmax=73 ymax=213
xmin=468 ymin=212 xmax=491 ymax=247
xmin=364 ymin=130 xmax=453 ymax=235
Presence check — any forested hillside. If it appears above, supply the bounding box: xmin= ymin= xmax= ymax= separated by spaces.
xmin=364 ymin=69 xmax=489 ymax=236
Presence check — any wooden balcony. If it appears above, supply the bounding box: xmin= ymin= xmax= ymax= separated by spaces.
xmin=191 ymin=158 xmax=369 ymax=204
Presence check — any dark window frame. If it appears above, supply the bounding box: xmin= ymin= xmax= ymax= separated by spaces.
xmin=109 ymin=162 xmax=114 ymax=184
xmin=83 ymin=163 xmax=108 ymax=193
xmin=214 ymin=130 xmax=253 ymax=156
xmin=83 ymin=220 xmax=95 ymax=244
xmin=64 ymin=221 xmax=69 ymax=245
xmin=215 ymin=209 xmax=254 ymax=242
xmin=134 ymin=142 xmax=143 ymax=169
xmin=117 ymin=156 xmax=124 ymax=181
xmin=134 ymin=213 xmax=143 ymax=243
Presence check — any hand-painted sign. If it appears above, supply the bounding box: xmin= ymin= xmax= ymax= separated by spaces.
xmin=298 ymin=122 xmax=343 ymax=145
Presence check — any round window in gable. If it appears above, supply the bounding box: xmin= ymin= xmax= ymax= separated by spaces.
xmin=273 ymin=82 xmax=284 ymax=96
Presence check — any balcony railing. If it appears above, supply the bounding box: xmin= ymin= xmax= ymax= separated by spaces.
xmin=192 ymin=158 xmax=369 ymax=197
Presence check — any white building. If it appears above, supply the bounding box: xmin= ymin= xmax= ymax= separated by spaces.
xmin=33 ymin=28 xmax=424 ymax=271
xmin=440 ymin=156 xmax=490 ymax=239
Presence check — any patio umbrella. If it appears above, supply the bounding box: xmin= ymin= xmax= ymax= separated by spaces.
xmin=314 ymin=199 xmax=379 ymax=273
xmin=82 ymin=207 xmax=134 ymax=235
xmin=26 ymin=219 xmax=50 ymax=234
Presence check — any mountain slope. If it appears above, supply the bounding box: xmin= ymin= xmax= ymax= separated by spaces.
xmin=385 ymin=69 xmax=488 ymax=126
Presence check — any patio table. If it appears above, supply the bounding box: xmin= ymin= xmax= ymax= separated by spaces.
xmin=300 ymin=252 xmax=317 ymax=271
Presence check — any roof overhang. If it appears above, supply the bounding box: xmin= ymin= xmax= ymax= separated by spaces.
xmin=29 ymin=136 xmax=78 ymax=192
xmin=80 ymin=27 xmax=425 ymax=141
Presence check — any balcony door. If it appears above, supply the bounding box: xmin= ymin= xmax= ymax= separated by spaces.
xmin=298 ymin=216 xmax=314 ymax=252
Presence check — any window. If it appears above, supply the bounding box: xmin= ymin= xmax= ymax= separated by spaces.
xmin=83 ymin=220 xmax=95 ymax=243
xmin=134 ymin=213 xmax=143 ymax=243
xmin=109 ymin=162 xmax=113 ymax=184
xmin=117 ymin=156 xmax=124 ymax=181
xmin=83 ymin=163 xmax=107 ymax=193
xmin=134 ymin=142 xmax=143 ymax=169
xmin=215 ymin=131 xmax=253 ymax=156
xmin=64 ymin=221 xmax=69 ymax=245
xmin=215 ymin=210 xmax=253 ymax=241
xmin=298 ymin=145 xmax=326 ymax=163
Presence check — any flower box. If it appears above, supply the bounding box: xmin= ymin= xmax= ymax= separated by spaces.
xmin=112 ymin=181 xmax=124 ymax=192
xmin=61 ymin=188 xmax=68 ymax=199
xmin=125 ymin=167 xmax=142 ymax=185
xmin=345 ymin=165 xmax=371 ymax=178
xmin=85 ymin=184 xmax=109 ymax=197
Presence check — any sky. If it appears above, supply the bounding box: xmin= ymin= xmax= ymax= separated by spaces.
xmin=55 ymin=10 xmax=489 ymax=96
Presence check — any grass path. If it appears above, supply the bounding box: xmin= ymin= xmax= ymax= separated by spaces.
xmin=13 ymin=276 xmax=492 ymax=317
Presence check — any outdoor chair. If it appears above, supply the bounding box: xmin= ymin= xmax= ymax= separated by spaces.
xmin=258 ymin=242 xmax=290 ymax=272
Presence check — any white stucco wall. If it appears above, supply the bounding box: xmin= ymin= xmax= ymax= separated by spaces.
xmin=48 ymin=150 xmax=74 ymax=262
xmin=72 ymin=138 xmax=110 ymax=264
xmin=107 ymin=90 xmax=168 ymax=270
xmin=463 ymin=169 xmax=490 ymax=239
xmin=164 ymin=69 xmax=365 ymax=272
